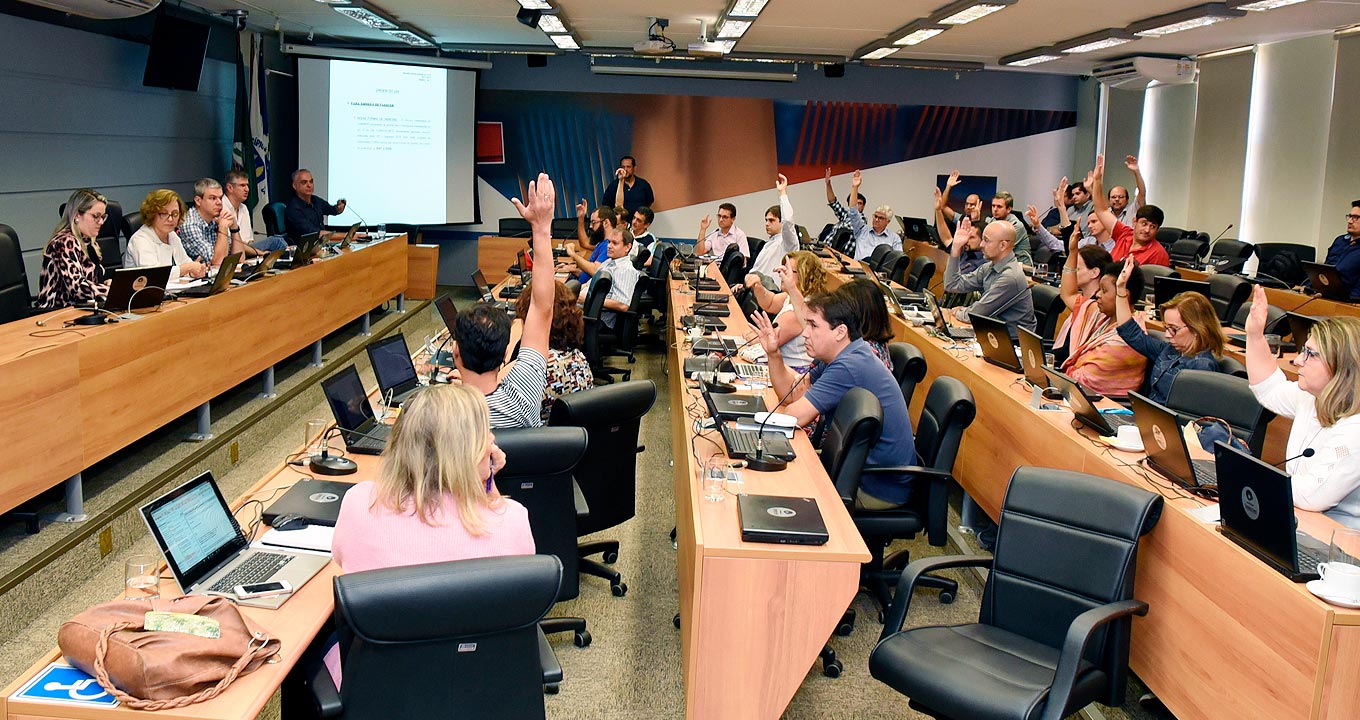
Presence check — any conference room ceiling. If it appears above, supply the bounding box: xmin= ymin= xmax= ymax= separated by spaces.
xmin=199 ymin=0 xmax=1360 ymax=74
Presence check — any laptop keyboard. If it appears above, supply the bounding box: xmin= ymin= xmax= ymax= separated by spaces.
xmin=1298 ymin=545 xmax=1325 ymax=575
xmin=1103 ymin=413 xmax=1137 ymax=430
xmin=1191 ymin=459 xmax=1218 ymax=487
xmin=720 ymin=425 xmax=793 ymax=460
xmin=732 ymin=362 xmax=769 ymax=381
xmin=207 ymin=552 xmax=293 ymax=593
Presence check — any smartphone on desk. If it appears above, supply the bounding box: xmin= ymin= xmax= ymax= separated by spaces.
xmin=235 ymin=580 xmax=292 ymax=600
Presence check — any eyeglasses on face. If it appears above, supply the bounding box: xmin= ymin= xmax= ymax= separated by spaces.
xmin=717 ymin=213 xmax=734 ymax=220
xmin=1164 ymin=323 xmax=1185 ymax=336
xmin=1296 ymin=346 xmax=1323 ymax=365
xmin=1346 ymin=214 xmax=1360 ymax=222
xmin=157 ymin=210 xmax=182 ymax=220
xmin=85 ymin=212 xmax=108 ymax=223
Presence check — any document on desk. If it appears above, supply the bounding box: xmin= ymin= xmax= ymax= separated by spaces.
xmin=167 ymin=279 xmax=209 ymax=291
xmin=255 ymin=525 xmax=335 ymax=556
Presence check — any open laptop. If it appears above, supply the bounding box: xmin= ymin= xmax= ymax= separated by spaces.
xmin=1043 ymin=368 xmax=1135 ymax=437
xmin=177 ymin=253 xmax=241 ymax=299
xmin=898 ymin=216 xmax=942 ymax=247
xmin=325 ymin=223 xmax=361 ymax=252
xmin=234 ymin=249 xmax=284 ymax=282
xmin=926 ymin=291 xmax=975 ymax=340
xmin=1214 ymin=441 xmax=1328 ymax=582
xmin=1129 ymin=392 xmax=1217 ymax=493
xmin=1302 ymin=262 xmax=1352 ymax=302
xmin=104 ymin=264 xmax=173 ymax=313
xmin=366 ymin=333 xmax=422 ymax=407
xmin=719 ymin=423 xmax=795 ymax=462
xmin=1017 ymin=326 xmax=1051 ymax=388
xmin=321 ymin=364 xmax=392 ymax=455
xmin=971 ymin=314 xmax=1021 ymax=372
xmin=276 ymin=232 xmax=322 ymax=269
xmin=262 ymin=478 xmax=354 ymax=527
xmin=471 ymin=269 xmax=514 ymax=311
xmin=139 ymin=472 xmax=329 ymax=609
xmin=738 ymin=494 xmax=829 ymax=545
xmin=1153 ymin=276 xmax=1212 ymax=309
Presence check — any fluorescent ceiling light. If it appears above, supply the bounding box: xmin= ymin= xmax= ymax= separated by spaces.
xmin=861 ymin=47 xmax=898 ymax=60
xmin=717 ymin=40 xmax=737 ymax=53
xmin=550 ymin=34 xmax=579 ymax=50
xmin=895 ymin=28 xmax=945 ymax=46
xmin=727 ymin=0 xmax=769 ymax=19
xmin=1130 ymin=3 xmax=1245 ymax=37
xmin=537 ymin=14 xmax=566 ymax=33
xmin=1057 ymin=30 xmax=1135 ymax=54
xmin=939 ymin=3 xmax=1008 ymax=25
xmin=717 ymin=19 xmax=751 ymax=38
xmin=516 ymin=0 xmax=552 ymax=8
xmin=590 ymin=63 xmax=796 ymax=82
xmin=1234 ymin=0 xmax=1307 ymax=9
xmin=1000 ymin=49 xmax=1061 ymax=66
xmin=384 ymin=29 xmax=433 ymax=47
xmin=334 ymin=5 xmax=398 ymax=30
xmin=313 ymin=0 xmax=352 ymax=6
xmin=1062 ymin=37 xmax=1131 ymax=53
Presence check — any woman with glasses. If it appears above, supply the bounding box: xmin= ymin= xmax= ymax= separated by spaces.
xmin=37 ymin=188 xmax=111 ymax=310
xmin=125 ymin=189 xmax=207 ymax=283
xmin=1244 ymin=285 xmax=1360 ymax=524
xmin=1112 ymin=260 xmax=1225 ymax=403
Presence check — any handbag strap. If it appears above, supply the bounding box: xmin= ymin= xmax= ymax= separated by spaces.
xmin=91 ymin=620 xmax=272 ymax=711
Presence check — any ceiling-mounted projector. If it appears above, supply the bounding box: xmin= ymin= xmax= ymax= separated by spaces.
xmin=17 ymin=0 xmax=158 ymax=19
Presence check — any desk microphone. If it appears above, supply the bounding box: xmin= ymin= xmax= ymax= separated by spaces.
xmin=309 ymin=427 xmax=359 ymax=475
xmin=1202 ymin=224 xmax=1234 ymax=265
xmin=342 ymin=201 xmax=369 ymax=232
xmin=1242 ymin=270 xmax=1295 ymax=291
xmin=71 ymin=303 xmax=120 ymax=326
xmin=747 ymin=370 xmax=809 ymax=472
xmin=427 ymin=334 xmax=454 ymax=384
xmin=716 ymin=323 xmax=774 ymax=373
xmin=1274 ymin=447 xmax=1314 ymax=469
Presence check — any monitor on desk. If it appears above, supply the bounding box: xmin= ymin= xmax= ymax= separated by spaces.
xmin=1152 ymin=276 xmax=1211 ymax=310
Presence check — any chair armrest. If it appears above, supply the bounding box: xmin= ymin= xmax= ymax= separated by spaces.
xmin=880 ymin=555 xmax=994 ymax=640
xmin=302 ymin=653 xmax=344 ymax=718
xmin=538 ymin=627 xmax=563 ymax=685
xmin=861 ymin=465 xmax=953 ymax=482
xmin=573 ymin=478 xmax=590 ymax=518
xmin=1041 ymin=599 xmax=1149 ymax=720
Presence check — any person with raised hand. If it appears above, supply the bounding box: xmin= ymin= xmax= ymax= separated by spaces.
xmin=1092 ymin=154 xmax=1169 ymax=266
xmin=1112 ymin=258 xmax=1222 ymax=403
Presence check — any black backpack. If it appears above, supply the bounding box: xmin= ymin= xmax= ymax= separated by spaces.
xmin=1260 ymin=250 xmax=1305 ymax=287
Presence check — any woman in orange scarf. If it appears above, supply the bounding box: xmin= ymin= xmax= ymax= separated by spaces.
xmin=1053 ymin=228 xmax=1148 ymax=397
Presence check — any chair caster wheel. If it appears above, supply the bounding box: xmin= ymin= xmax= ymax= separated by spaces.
xmin=545 ymin=683 xmax=560 ymax=695
xmin=939 ymin=590 xmax=956 ymax=604
xmin=835 ymin=620 xmax=854 ymax=636
xmin=603 ymin=550 xmax=619 ymax=564
xmin=673 ymin=613 xmax=681 ymax=628
xmin=876 ymin=609 xmax=885 ymax=624
xmin=574 ymin=629 xmax=592 ymax=647
xmin=822 ymin=658 xmax=843 ymax=678
xmin=612 ymin=582 xmax=628 ymax=597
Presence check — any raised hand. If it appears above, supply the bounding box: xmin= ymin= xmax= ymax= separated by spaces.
xmin=1125 ymin=155 xmax=1139 ymax=173
xmin=615 ymin=167 xmax=626 ymax=179
xmin=511 ymin=172 xmax=556 ymax=228
xmin=776 ymin=173 xmax=788 ymax=193
xmin=1245 ymin=285 xmax=1269 ymax=337
xmin=955 ymin=216 xmax=979 ymax=253
xmin=1025 ymin=204 xmax=1040 ymax=228
xmin=933 ymin=186 xmax=945 ymax=211
xmin=749 ymin=310 xmax=782 ymax=356
xmin=575 ymin=198 xmax=587 ymax=219
xmin=1094 ymin=154 xmax=1105 ymax=179
xmin=946 ymin=170 xmax=961 ymax=189
xmin=699 ymin=214 xmax=711 ymax=234
xmin=1054 ymin=175 xmax=1069 ymax=207
xmin=851 ymin=169 xmax=863 ymax=189
xmin=1116 ymin=257 xmax=1136 ymax=289
xmin=1068 ymin=223 xmax=1082 ymax=252
xmin=824 ymin=167 xmax=832 ymax=182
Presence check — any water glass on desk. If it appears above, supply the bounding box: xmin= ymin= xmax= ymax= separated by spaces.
xmin=125 ymin=555 xmax=160 ymax=601
xmin=704 ymin=457 xmax=730 ymax=502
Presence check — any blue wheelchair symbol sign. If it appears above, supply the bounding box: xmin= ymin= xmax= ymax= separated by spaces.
xmin=12 ymin=663 xmax=119 ymax=707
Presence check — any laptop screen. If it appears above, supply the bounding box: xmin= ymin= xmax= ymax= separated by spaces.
xmin=434 ymin=295 xmax=458 ymax=335
xmin=368 ymin=334 xmax=418 ymax=392
xmin=471 ymin=269 xmax=493 ymax=298
xmin=322 ymin=365 xmax=376 ymax=431
xmin=1153 ymin=277 xmax=1211 ymax=310
xmin=141 ymin=472 xmax=246 ymax=591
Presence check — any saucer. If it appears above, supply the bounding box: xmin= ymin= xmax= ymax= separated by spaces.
xmin=1110 ymin=437 xmax=1144 ymax=452
xmin=1306 ymin=580 xmax=1360 ymax=608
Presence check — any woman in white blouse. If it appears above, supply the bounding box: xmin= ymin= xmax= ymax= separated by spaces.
xmin=124 ymin=189 xmax=206 ymax=282
xmin=1244 ymin=284 xmax=1360 ymax=526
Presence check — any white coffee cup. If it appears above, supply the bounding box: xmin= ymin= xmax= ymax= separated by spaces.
xmin=687 ymin=327 xmax=703 ymax=342
xmin=1317 ymin=562 xmax=1360 ymax=600
xmin=1115 ymin=424 xmax=1144 ymax=452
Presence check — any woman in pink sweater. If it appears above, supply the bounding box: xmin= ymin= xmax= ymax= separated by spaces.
xmin=326 ymin=384 xmax=535 ymax=684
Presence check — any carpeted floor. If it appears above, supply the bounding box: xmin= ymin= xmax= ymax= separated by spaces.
xmin=0 ymin=287 xmax=1162 ymax=719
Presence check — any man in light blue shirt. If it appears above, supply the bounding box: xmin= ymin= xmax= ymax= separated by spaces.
xmin=829 ymin=169 xmax=900 ymax=260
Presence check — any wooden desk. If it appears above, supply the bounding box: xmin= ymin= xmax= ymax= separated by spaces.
xmin=669 ymin=266 xmax=870 ymax=719
xmin=825 ymin=266 xmax=1360 ymax=720
xmin=0 ymin=237 xmax=408 ymax=516
xmin=1175 ymin=266 xmax=1360 ymax=319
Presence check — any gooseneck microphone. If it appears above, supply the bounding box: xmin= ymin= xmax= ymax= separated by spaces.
xmin=1203 ymin=224 xmax=1234 ymax=265
xmin=427 ymin=334 xmax=454 ymax=384
xmin=1275 ymin=447 xmax=1315 ymax=469
xmin=309 ymin=426 xmax=359 ymax=476
xmin=747 ymin=369 xmax=810 ymax=473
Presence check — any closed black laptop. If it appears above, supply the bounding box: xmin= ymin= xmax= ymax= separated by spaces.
xmin=703 ymin=390 xmax=768 ymax=421
xmin=262 ymin=478 xmax=354 ymax=527
xmin=738 ymin=494 xmax=829 ymax=545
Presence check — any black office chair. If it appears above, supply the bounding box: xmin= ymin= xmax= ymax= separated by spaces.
xmin=636 ymin=244 xmax=675 ymax=336
xmin=1155 ymin=226 xmax=1185 ymax=248
xmin=905 ymin=255 xmax=935 ymax=293
xmin=1030 ymin=284 xmax=1065 ymax=346
xmin=1216 ymin=355 xmax=1249 ymax=379
xmin=745 ymin=237 xmax=765 ymax=272
xmin=548 ymin=380 xmax=656 ymax=598
xmin=263 ymin=202 xmax=287 ymax=237
xmin=298 ymin=556 xmax=564 ymax=719
xmin=632 ymin=246 xmax=651 ymax=271
xmin=1255 ymin=242 xmax=1315 ymax=265
xmin=1168 ymin=236 xmax=1208 ymax=267
xmin=579 ymin=273 xmax=616 ymax=383
xmin=884 ymin=251 xmax=912 ymax=285
xmin=1165 ymin=369 xmax=1273 ymax=457
xmin=493 ymin=427 xmax=592 ymax=649
xmin=868 ymin=244 xmax=893 ymax=271
xmin=832 ymin=227 xmax=855 ymax=256
xmin=0 ymin=223 xmax=36 ymax=324
xmin=121 ymin=210 xmax=144 ymax=238
xmin=840 ymin=378 xmax=977 ymax=623
xmin=887 ymin=342 xmax=927 ymax=410
xmin=598 ymin=276 xmax=644 ymax=381
xmin=719 ymin=245 xmax=745 ymax=286
xmin=1230 ymin=301 xmax=1288 ymax=336
xmin=870 ymin=467 xmax=1163 ymax=720
xmin=1208 ymin=238 xmax=1254 ymax=267
xmin=1208 ymin=273 xmax=1252 ymax=323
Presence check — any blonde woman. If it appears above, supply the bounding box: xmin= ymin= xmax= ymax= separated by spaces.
xmin=37 ymin=188 xmax=110 ymax=309
xmin=1245 ymin=285 xmax=1360 ymax=523
xmin=747 ymin=250 xmax=829 ymax=370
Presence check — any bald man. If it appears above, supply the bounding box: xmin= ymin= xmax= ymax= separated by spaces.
xmin=943 ymin=216 xmax=1036 ymax=335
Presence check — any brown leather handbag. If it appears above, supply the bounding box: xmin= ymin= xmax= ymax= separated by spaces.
xmin=58 ymin=594 xmax=281 ymax=710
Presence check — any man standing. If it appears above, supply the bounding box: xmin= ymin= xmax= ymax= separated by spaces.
xmin=177 ymin=178 xmax=238 ymax=268
xmin=742 ymin=174 xmax=799 ymax=291
xmin=284 ymin=169 xmax=346 ymax=240
xmin=603 ymin=155 xmax=655 ymax=214
xmin=575 ymin=225 xmax=641 ymax=329
xmin=696 ymin=203 xmax=748 ymax=258
xmin=1324 ymin=200 xmax=1360 ymax=300
xmin=943 ymin=216 xmax=1037 ymax=334
xmin=1109 ymin=155 xmax=1148 ymax=226
xmin=222 ymin=170 xmax=287 ymax=256
xmin=750 ymin=290 xmax=918 ymax=509
xmin=1090 ymin=155 xmax=1170 ymax=267
xmin=453 ymin=172 xmax=557 ymax=429
xmin=829 ymin=170 xmax=899 ymax=260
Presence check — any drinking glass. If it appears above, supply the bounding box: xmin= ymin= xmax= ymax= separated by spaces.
xmin=305 ymin=419 xmax=329 ymax=455
xmin=1330 ymin=527 xmax=1360 ymax=566
xmin=1264 ymin=334 xmax=1282 ymax=358
xmin=125 ymin=555 xmax=160 ymax=601
xmin=704 ymin=457 xmax=729 ymax=502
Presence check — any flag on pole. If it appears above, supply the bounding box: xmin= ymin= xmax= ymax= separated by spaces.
xmin=245 ymin=32 xmax=273 ymax=234
xmin=231 ymin=34 xmax=250 ymax=173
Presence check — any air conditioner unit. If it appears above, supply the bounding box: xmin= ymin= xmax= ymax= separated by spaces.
xmin=18 ymin=0 xmax=158 ymax=19
xmin=1092 ymin=57 xmax=1196 ymax=90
